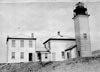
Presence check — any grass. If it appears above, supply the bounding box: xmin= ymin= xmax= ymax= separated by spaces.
xmin=0 ymin=55 xmax=100 ymax=72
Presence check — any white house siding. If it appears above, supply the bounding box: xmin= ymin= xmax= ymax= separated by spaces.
xmin=51 ymin=52 xmax=56 ymax=61
xmin=50 ymin=40 xmax=75 ymax=61
xmin=70 ymin=48 xmax=76 ymax=58
xmin=7 ymin=39 xmax=36 ymax=63
xmin=41 ymin=53 xmax=51 ymax=62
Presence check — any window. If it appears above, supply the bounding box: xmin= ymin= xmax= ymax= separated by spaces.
xmin=44 ymin=44 xmax=46 ymax=48
xmin=83 ymin=33 xmax=87 ymax=39
xmin=20 ymin=52 xmax=24 ymax=59
xmin=62 ymin=51 xmax=65 ymax=58
xmin=20 ymin=40 xmax=24 ymax=47
xmin=29 ymin=40 xmax=32 ymax=47
xmin=48 ymin=41 xmax=51 ymax=48
xmin=45 ymin=53 xmax=48 ymax=59
xmin=12 ymin=40 xmax=15 ymax=47
xmin=11 ymin=52 xmax=15 ymax=59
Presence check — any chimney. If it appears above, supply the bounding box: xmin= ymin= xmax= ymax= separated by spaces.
xmin=31 ymin=33 xmax=34 ymax=38
xmin=57 ymin=31 xmax=63 ymax=37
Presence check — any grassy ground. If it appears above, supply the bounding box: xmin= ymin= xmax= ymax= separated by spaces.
xmin=0 ymin=56 xmax=100 ymax=72
xmin=37 ymin=56 xmax=100 ymax=72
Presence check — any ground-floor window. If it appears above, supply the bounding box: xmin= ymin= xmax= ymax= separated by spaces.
xmin=11 ymin=52 xmax=15 ymax=59
xmin=20 ymin=52 xmax=24 ymax=59
xmin=62 ymin=51 xmax=65 ymax=59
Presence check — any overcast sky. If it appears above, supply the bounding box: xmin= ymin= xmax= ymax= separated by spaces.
xmin=0 ymin=0 xmax=100 ymax=3
xmin=0 ymin=0 xmax=100 ymax=62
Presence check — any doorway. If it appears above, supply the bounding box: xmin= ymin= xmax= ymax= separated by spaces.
xmin=67 ymin=52 xmax=70 ymax=59
xmin=29 ymin=53 xmax=33 ymax=61
xmin=78 ymin=51 xmax=81 ymax=57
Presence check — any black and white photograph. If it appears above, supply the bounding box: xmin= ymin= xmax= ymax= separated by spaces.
xmin=0 ymin=0 xmax=100 ymax=72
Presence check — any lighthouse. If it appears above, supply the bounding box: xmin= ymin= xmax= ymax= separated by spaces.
xmin=73 ymin=2 xmax=91 ymax=57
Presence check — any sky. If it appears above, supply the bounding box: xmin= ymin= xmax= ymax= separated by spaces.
xmin=0 ymin=0 xmax=100 ymax=3
xmin=0 ymin=0 xmax=100 ymax=62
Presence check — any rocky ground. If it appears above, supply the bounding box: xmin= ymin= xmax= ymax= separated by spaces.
xmin=0 ymin=56 xmax=100 ymax=72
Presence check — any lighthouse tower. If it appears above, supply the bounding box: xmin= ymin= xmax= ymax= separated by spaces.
xmin=73 ymin=2 xmax=91 ymax=57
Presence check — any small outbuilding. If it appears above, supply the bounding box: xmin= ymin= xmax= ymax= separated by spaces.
xmin=36 ymin=48 xmax=51 ymax=62
xmin=64 ymin=45 xmax=77 ymax=60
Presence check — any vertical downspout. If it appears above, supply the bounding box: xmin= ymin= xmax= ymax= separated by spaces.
xmin=6 ymin=39 xmax=8 ymax=63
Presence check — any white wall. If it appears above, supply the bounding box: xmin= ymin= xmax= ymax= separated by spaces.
xmin=50 ymin=40 xmax=75 ymax=61
xmin=41 ymin=53 xmax=51 ymax=62
xmin=70 ymin=47 xmax=76 ymax=58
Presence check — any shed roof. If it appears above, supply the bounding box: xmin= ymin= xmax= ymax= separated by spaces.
xmin=36 ymin=47 xmax=50 ymax=53
xmin=65 ymin=45 xmax=77 ymax=51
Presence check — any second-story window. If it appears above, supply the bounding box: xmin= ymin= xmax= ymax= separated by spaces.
xmin=83 ymin=33 xmax=87 ymax=39
xmin=20 ymin=40 xmax=24 ymax=47
xmin=12 ymin=40 xmax=15 ymax=47
xmin=29 ymin=40 xmax=32 ymax=48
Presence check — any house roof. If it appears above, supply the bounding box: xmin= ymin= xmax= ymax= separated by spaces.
xmin=43 ymin=35 xmax=76 ymax=44
xmin=7 ymin=34 xmax=36 ymax=42
xmin=65 ymin=45 xmax=77 ymax=51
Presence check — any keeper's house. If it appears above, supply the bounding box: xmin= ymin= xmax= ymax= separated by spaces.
xmin=43 ymin=32 xmax=76 ymax=61
xmin=6 ymin=33 xmax=37 ymax=63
